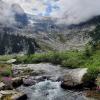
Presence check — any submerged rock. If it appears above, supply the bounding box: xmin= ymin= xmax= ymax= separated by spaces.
xmin=61 ymin=68 xmax=88 ymax=89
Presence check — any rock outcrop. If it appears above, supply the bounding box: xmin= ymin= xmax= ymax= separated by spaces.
xmin=2 ymin=77 xmax=23 ymax=89
xmin=61 ymin=68 xmax=88 ymax=89
xmin=0 ymin=29 xmax=39 ymax=55
xmin=0 ymin=82 xmax=5 ymax=90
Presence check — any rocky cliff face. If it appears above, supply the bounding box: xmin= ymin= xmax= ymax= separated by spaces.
xmin=0 ymin=16 xmax=99 ymax=54
xmin=0 ymin=26 xmax=39 ymax=55
xmin=26 ymin=15 xmax=99 ymax=51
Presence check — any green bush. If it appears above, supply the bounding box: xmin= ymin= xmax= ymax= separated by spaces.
xmin=10 ymin=48 xmax=100 ymax=80
xmin=1 ymin=70 xmax=12 ymax=77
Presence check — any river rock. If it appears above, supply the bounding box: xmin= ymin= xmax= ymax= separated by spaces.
xmin=11 ymin=92 xmax=27 ymax=100
xmin=23 ymin=77 xmax=36 ymax=86
xmin=0 ymin=90 xmax=27 ymax=100
xmin=0 ymin=82 xmax=5 ymax=90
xmin=61 ymin=68 xmax=88 ymax=89
xmin=13 ymin=66 xmax=35 ymax=77
xmin=3 ymin=77 xmax=23 ymax=89
xmin=7 ymin=59 xmax=16 ymax=64
xmin=12 ymin=77 xmax=23 ymax=88
xmin=0 ymin=93 xmax=3 ymax=99
xmin=35 ymin=75 xmax=51 ymax=82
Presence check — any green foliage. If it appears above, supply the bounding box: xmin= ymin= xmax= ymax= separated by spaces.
xmin=84 ymin=46 xmax=92 ymax=57
xmin=0 ymin=55 xmax=15 ymax=62
xmin=0 ymin=45 xmax=99 ymax=80
xmin=23 ymin=52 xmax=64 ymax=64
xmin=1 ymin=69 xmax=12 ymax=77
xmin=14 ymin=48 xmax=100 ymax=80
xmin=62 ymin=59 xmax=83 ymax=69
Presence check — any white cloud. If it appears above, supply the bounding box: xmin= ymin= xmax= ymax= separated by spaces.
xmin=2 ymin=0 xmax=100 ymax=25
xmin=56 ymin=0 xmax=100 ymax=24
xmin=0 ymin=1 xmax=16 ymax=25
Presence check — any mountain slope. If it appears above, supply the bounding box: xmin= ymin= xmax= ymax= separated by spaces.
xmin=27 ymin=15 xmax=99 ymax=51
xmin=0 ymin=1 xmax=100 ymax=54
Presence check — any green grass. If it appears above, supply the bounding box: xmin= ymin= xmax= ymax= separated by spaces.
xmin=0 ymin=55 xmax=15 ymax=63
xmin=13 ymin=49 xmax=100 ymax=80
xmin=0 ymin=48 xmax=99 ymax=81
xmin=14 ymin=50 xmax=100 ymax=69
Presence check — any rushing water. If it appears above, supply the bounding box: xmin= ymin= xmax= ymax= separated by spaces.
xmin=15 ymin=63 xmax=94 ymax=100
xmin=18 ymin=80 xmax=87 ymax=100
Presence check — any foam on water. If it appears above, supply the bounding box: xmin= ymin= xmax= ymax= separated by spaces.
xmin=18 ymin=80 xmax=87 ymax=100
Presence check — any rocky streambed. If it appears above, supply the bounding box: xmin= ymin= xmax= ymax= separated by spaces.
xmin=0 ymin=63 xmax=100 ymax=100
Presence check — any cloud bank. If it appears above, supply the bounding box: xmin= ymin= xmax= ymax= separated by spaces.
xmin=0 ymin=1 xmax=16 ymax=26
xmin=0 ymin=0 xmax=28 ymax=26
xmin=1 ymin=0 xmax=100 ymax=25
xmin=56 ymin=0 xmax=100 ymax=25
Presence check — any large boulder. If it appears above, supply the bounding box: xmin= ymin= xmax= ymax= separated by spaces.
xmin=23 ymin=77 xmax=36 ymax=86
xmin=61 ymin=68 xmax=88 ymax=89
xmin=2 ymin=77 xmax=23 ymax=89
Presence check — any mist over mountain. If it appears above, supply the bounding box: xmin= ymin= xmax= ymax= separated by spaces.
xmin=2 ymin=0 xmax=100 ymax=25
xmin=0 ymin=0 xmax=28 ymax=27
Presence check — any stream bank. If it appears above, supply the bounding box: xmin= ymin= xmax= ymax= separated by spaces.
xmin=0 ymin=63 xmax=100 ymax=100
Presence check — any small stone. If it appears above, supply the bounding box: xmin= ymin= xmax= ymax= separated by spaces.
xmin=23 ymin=78 xmax=36 ymax=86
xmin=12 ymin=77 xmax=23 ymax=88
xmin=7 ymin=59 xmax=16 ymax=64
xmin=0 ymin=82 xmax=5 ymax=90
xmin=11 ymin=93 xmax=27 ymax=100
